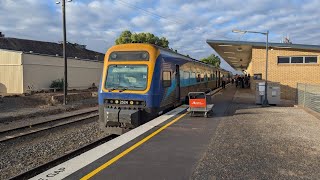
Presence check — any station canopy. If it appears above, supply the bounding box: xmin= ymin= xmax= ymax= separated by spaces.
xmin=206 ymin=39 xmax=320 ymax=71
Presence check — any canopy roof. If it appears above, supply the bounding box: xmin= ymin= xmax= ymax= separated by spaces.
xmin=207 ymin=39 xmax=320 ymax=71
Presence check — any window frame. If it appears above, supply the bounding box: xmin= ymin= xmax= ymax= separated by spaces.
xmin=278 ymin=56 xmax=318 ymax=64
xmin=105 ymin=64 xmax=148 ymax=91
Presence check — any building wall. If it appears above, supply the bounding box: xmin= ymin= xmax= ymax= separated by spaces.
xmin=22 ymin=53 xmax=103 ymax=93
xmin=0 ymin=50 xmax=23 ymax=94
xmin=249 ymin=48 xmax=320 ymax=100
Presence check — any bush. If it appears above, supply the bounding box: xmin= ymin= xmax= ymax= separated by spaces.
xmin=50 ymin=78 xmax=65 ymax=90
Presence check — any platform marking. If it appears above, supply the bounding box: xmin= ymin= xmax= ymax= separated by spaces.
xmin=29 ymin=107 xmax=186 ymax=180
xmin=81 ymin=111 xmax=188 ymax=180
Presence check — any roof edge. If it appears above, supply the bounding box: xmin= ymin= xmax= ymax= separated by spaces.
xmin=206 ymin=39 xmax=320 ymax=51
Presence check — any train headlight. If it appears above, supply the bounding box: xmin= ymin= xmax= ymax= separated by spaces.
xmin=110 ymin=52 xmax=117 ymax=59
xmin=130 ymin=101 xmax=134 ymax=105
xmin=141 ymin=52 xmax=148 ymax=59
xmin=136 ymin=101 xmax=140 ymax=105
xmin=115 ymin=100 xmax=119 ymax=104
xmin=110 ymin=100 xmax=114 ymax=104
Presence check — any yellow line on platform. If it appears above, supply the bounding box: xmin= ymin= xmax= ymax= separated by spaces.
xmin=80 ymin=111 xmax=189 ymax=180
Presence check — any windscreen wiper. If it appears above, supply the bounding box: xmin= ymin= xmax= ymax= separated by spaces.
xmin=107 ymin=88 xmax=116 ymax=92
xmin=119 ymin=87 xmax=127 ymax=92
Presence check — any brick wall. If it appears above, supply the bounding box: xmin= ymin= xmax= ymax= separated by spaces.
xmin=248 ymin=48 xmax=320 ymax=100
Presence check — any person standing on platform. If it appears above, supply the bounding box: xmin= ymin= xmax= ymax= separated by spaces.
xmin=222 ymin=75 xmax=226 ymax=89
xmin=241 ymin=75 xmax=245 ymax=88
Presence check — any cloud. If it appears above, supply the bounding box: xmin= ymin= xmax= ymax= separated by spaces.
xmin=0 ymin=0 xmax=319 ymax=73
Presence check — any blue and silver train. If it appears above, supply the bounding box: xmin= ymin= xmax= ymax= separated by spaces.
xmin=99 ymin=43 xmax=231 ymax=134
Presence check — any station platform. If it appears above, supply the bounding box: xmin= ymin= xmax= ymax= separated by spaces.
xmin=31 ymin=85 xmax=320 ymax=180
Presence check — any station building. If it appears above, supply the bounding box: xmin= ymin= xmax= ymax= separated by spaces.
xmin=207 ymin=40 xmax=320 ymax=100
xmin=0 ymin=35 xmax=104 ymax=94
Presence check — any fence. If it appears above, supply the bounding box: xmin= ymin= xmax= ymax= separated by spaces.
xmin=297 ymin=83 xmax=320 ymax=113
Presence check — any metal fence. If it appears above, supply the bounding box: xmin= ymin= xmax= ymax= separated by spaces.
xmin=297 ymin=83 xmax=320 ymax=113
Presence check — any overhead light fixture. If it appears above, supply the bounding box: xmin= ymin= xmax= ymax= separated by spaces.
xmin=228 ymin=57 xmax=237 ymax=59
xmin=232 ymin=29 xmax=247 ymax=34
xmin=219 ymin=44 xmax=233 ymax=47
xmin=224 ymin=52 xmax=235 ymax=54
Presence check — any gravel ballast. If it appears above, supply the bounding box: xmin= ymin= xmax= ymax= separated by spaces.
xmin=0 ymin=118 xmax=108 ymax=180
xmin=192 ymin=102 xmax=320 ymax=180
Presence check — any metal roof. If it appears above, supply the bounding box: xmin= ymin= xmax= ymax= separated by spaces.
xmin=0 ymin=37 xmax=105 ymax=61
xmin=207 ymin=39 xmax=320 ymax=70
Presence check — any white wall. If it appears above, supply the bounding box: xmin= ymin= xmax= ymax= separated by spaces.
xmin=22 ymin=53 xmax=103 ymax=92
xmin=0 ymin=50 xmax=23 ymax=94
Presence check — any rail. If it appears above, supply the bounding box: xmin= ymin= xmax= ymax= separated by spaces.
xmin=297 ymin=83 xmax=320 ymax=113
xmin=9 ymin=135 xmax=118 ymax=180
xmin=0 ymin=109 xmax=98 ymax=142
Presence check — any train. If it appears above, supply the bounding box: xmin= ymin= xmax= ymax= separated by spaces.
xmin=98 ymin=43 xmax=232 ymax=134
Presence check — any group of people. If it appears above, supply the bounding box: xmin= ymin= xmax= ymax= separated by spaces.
xmin=231 ymin=74 xmax=251 ymax=88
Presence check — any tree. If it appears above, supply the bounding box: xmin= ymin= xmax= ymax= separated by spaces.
xmin=115 ymin=30 xmax=132 ymax=45
xmin=115 ymin=30 xmax=169 ymax=48
xmin=201 ymin=54 xmax=221 ymax=67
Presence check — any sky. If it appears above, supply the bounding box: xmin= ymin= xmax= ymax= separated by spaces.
xmin=1 ymin=0 xmax=319 ymax=72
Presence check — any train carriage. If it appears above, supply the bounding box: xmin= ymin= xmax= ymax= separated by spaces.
xmin=99 ymin=43 xmax=229 ymax=134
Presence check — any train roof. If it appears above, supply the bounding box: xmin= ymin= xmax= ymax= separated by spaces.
xmin=153 ymin=45 xmax=218 ymax=69
xmin=109 ymin=43 xmax=229 ymax=72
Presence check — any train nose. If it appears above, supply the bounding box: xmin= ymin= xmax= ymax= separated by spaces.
xmin=99 ymin=105 xmax=141 ymax=135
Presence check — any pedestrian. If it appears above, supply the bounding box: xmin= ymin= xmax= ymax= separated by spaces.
xmin=222 ymin=76 xmax=226 ymax=88
xmin=237 ymin=76 xmax=241 ymax=88
xmin=241 ymin=75 xmax=245 ymax=88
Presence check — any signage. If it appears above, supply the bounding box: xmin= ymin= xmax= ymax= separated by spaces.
xmin=189 ymin=99 xmax=206 ymax=108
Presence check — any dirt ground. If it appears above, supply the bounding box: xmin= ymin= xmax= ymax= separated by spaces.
xmin=0 ymin=90 xmax=98 ymax=122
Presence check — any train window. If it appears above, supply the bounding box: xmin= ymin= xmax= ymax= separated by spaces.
xmin=201 ymin=74 xmax=204 ymax=82
xmin=105 ymin=65 xmax=148 ymax=90
xmin=191 ymin=72 xmax=196 ymax=83
xmin=196 ymin=73 xmax=201 ymax=82
xmin=183 ymin=71 xmax=190 ymax=85
xmin=109 ymin=51 xmax=149 ymax=61
xmin=163 ymin=71 xmax=171 ymax=88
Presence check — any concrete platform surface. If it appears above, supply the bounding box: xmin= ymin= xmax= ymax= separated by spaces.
xmin=33 ymin=86 xmax=320 ymax=180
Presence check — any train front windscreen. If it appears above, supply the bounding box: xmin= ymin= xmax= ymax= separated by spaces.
xmin=105 ymin=65 xmax=148 ymax=91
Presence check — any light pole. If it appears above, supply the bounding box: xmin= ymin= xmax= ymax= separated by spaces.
xmin=56 ymin=0 xmax=72 ymax=105
xmin=232 ymin=29 xmax=269 ymax=106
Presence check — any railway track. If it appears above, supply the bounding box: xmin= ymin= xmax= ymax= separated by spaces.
xmin=9 ymin=134 xmax=118 ymax=180
xmin=0 ymin=108 xmax=99 ymax=142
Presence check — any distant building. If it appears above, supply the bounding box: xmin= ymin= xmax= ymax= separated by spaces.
xmin=0 ymin=36 xmax=105 ymax=94
xmin=207 ymin=40 xmax=320 ymax=100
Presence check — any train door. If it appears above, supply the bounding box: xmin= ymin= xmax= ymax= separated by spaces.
xmin=175 ymin=65 xmax=180 ymax=102
xmin=215 ymin=71 xmax=218 ymax=88
xmin=218 ymin=71 xmax=221 ymax=87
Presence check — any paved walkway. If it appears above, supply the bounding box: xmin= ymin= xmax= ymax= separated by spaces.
xmin=36 ymin=86 xmax=320 ymax=180
xmin=192 ymin=87 xmax=320 ymax=179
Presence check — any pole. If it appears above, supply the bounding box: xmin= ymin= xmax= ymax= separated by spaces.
xmin=263 ymin=30 xmax=269 ymax=106
xmin=62 ymin=0 xmax=68 ymax=105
